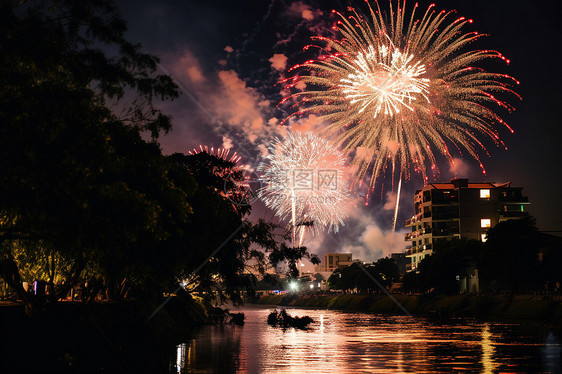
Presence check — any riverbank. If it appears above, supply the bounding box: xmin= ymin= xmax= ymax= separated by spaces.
xmin=0 ymin=296 xmax=206 ymax=373
xmin=257 ymin=293 xmax=562 ymax=324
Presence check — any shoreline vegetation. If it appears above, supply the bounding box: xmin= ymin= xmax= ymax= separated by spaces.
xmin=0 ymin=296 xmax=207 ymax=373
xmin=256 ymin=293 xmax=562 ymax=324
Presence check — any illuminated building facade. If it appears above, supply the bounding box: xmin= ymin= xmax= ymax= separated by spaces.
xmin=323 ymin=253 xmax=353 ymax=272
xmin=405 ymin=178 xmax=529 ymax=270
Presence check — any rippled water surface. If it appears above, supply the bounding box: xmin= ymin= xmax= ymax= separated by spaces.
xmin=173 ymin=306 xmax=561 ymax=373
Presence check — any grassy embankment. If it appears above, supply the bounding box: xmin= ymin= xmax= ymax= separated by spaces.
xmin=257 ymin=293 xmax=562 ymax=323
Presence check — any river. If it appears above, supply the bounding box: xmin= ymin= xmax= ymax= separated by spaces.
xmin=172 ymin=306 xmax=561 ymax=373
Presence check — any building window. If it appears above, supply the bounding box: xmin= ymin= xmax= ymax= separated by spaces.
xmin=481 ymin=234 xmax=487 ymax=242
xmin=481 ymin=218 xmax=491 ymax=228
xmin=480 ymin=189 xmax=490 ymax=199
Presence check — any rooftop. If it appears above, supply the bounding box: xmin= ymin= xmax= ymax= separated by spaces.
xmin=417 ymin=178 xmax=512 ymax=192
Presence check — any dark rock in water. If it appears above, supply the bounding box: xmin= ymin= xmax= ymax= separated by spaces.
xmin=208 ymin=308 xmax=245 ymax=325
xmin=267 ymin=311 xmax=279 ymax=326
xmin=267 ymin=309 xmax=313 ymax=330
xmin=208 ymin=307 xmax=229 ymax=324
xmin=229 ymin=312 xmax=245 ymax=326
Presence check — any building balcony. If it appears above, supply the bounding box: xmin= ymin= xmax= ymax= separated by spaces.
xmin=405 ymin=211 xmax=432 ymax=226
xmin=499 ymin=195 xmax=529 ymax=203
xmin=431 ymin=212 xmax=459 ymax=221
xmin=405 ymin=215 xmax=419 ymax=227
xmin=404 ymin=227 xmax=432 ymax=241
xmin=432 ymin=232 xmax=459 ymax=238
xmin=431 ymin=197 xmax=458 ymax=205
xmin=405 ymin=244 xmax=433 ymax=256
xmin=431 ymin=228 xmax=459 ymax=237
xmin=500 ymin=211 xmax=529 ymax=218
xmin=431 ymin=200 xmax=459 ymax=206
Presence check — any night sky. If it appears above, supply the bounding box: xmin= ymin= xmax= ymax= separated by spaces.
xmin=115 ymin=0 xmax=562 ymax=262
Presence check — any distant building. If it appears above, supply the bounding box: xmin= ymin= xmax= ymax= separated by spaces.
xmin=323 ymin=253 xmax=354 ymax=272
xmin=405 ymin=178 xmax=529 ymax=270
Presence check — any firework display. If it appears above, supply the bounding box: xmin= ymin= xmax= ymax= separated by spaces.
xmin=258 ymin=132 xmax=351 ymax=245
xmin=188 ymin=145 xmax=241 ymax=163
xmin=283 ymin=0 xmax=520 ymax=191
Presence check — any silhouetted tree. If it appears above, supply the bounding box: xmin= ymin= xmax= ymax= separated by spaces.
xmin=371 ymin=257 xmax=400 ymax=288
xmin=421 ymin=239 xmax=482 ymax=294
xmin=328 ymin=258 xmax=400 ymax=292
xmin=479 ymin=216 xmax=541 ymax=293
xmin=0 ymin=0 xmax=176 ymax=314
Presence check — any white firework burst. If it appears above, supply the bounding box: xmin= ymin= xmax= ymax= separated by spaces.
xmin=258 ymin=132 xmax=351 ymax=246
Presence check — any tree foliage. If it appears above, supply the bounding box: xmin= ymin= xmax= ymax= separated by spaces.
xmin=479 ymin=216 xmax=543 ymax=292
xmin=403 ymin=216 xmax=562 ymax=294
xmin=327 ymin=258 xmax=399 ymax=292
xmin=0 ymin=0 xmax=296 ymax=313
xmin=268 ymin=243 xmax=319 ymax=279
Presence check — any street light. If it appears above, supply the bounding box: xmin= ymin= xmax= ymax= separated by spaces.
xmin=289 ymin=281 xmax=298 ymax=292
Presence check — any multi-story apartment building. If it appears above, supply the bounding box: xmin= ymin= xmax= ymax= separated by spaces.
xmin=323 ymin=253 xmax=354 ymax=272
xmin=405 ymin=178 xmax=529 ymax=270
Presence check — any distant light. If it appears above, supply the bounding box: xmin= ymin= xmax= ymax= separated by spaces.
xmin=289 ymin=281 xmax=298 ymax=291
xmin=309 ymin=284 xmax=314 ymax=289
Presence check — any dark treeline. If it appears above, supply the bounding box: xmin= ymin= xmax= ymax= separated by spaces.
xmin=403 ymin=217 xmax=562 ymax=294
xmin=325 ymin=217 xmax=562 ymax=296
xmin=0 ymin=0 xmax=313 ymax=316
xmin=327 ymin=257 xmax=400 ymax=292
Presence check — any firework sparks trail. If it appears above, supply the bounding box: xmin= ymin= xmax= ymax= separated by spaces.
xmin=258 ymin=132 xmax=351 ymax=247
xmin=392 ymin=175 xmax=402 ymax=232
xmin=283 ymin=0 xmax=520 ymax=197
xmin=187 ymin=145 xmax=260 ymax=210
xmin=188 ymin=145 xmax=241 ymax=163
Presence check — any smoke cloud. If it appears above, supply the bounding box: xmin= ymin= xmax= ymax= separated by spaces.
xmin=449 ymin=157 xmax=471 ymax=176
xmin=165 ymin=48 xmax=287 ymax=162
xmin=269 ymin=53 xmax=288 ymax=71
xmin=288 ymin=2 xmax=317 ymax=21
xmin=302 ymin=192 xmax=409 ymax=265
xmin=383 ymin=191 xmax=397 ymax=211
